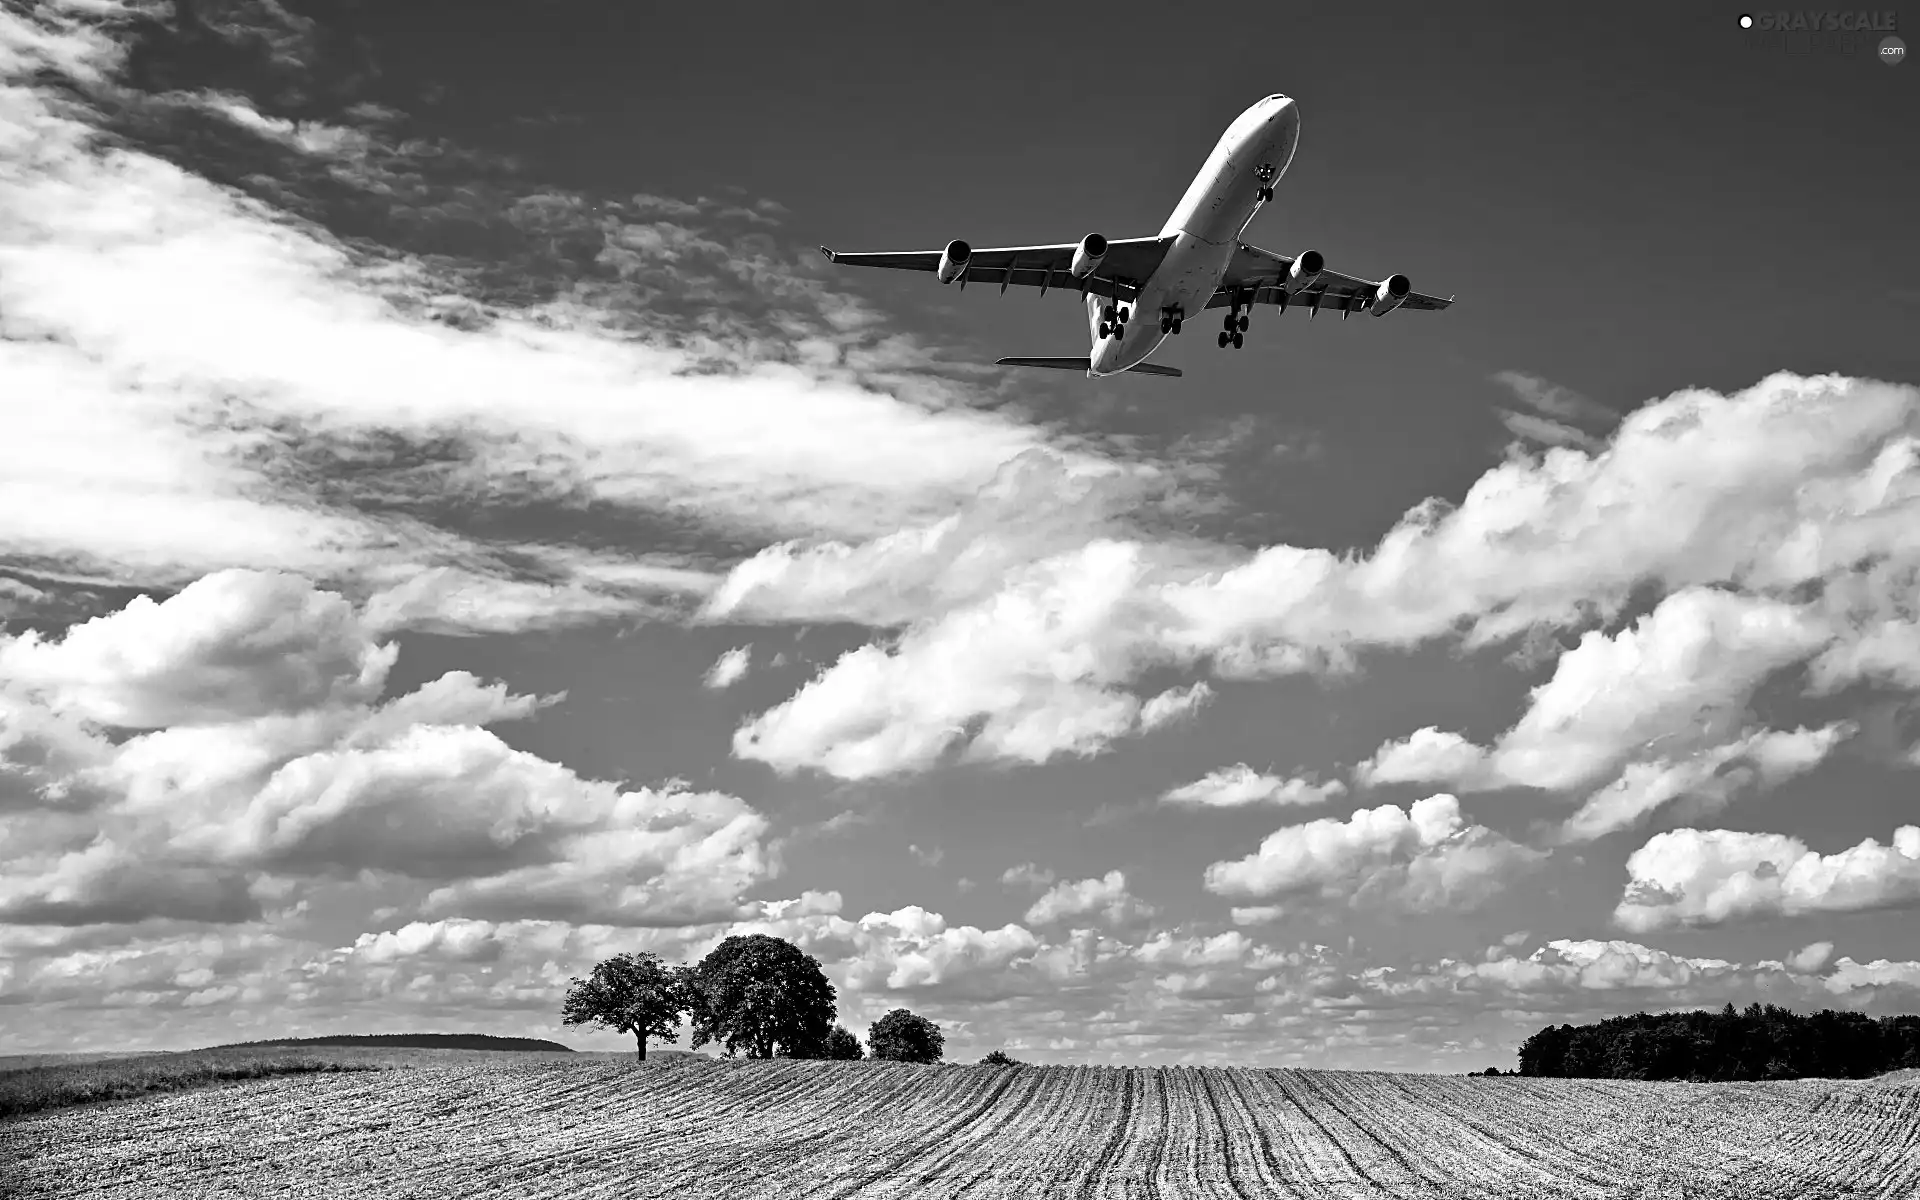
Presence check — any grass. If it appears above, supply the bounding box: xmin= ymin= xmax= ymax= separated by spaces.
xmin=0 ymin=1047 xmax=383 ymax=1119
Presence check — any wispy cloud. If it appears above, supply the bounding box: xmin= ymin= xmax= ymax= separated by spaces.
xmin=703 ymin=645 xmax=752 ymax=690
xmin=0 ymin=5 xmax=1089 ymax=635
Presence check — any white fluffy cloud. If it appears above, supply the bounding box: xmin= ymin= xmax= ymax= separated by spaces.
xmin=727 ymin=374 xmax=1920 ymax=779
xmin=0 ymin=570 xmax=778 ymax=928
xmin=1023 ymin=871 xmax=1155 ymax=928
xmin=1613 ymin=824 xmax=1920 ymax=932
xmin=1162 ymin=764 xmax=1347 ymax=809
xmin=1203 ymin=795 xmax=1545 ymax=913
xmin=1353 ymin=589 xmax=1858 ymax=841
xmin=0 ymin=571 xmax=394 ymax=728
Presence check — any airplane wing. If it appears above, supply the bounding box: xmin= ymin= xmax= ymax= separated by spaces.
xmin=1205 ymin=241 xmax=1454 ymax=315
xmin=820 ymin=237 xmax=1173 ymax=303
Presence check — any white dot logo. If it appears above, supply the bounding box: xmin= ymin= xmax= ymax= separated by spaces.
xmin=1739 ymin=13 xmax=1754 ymax=28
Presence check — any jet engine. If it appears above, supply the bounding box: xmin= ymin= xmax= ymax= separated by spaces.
xmin=936 ymin=240 xmax=972 ymax=284
xmin=1070 ymin=233 xmax=1108 ymax=279
xmin=1369 ymin=273 xmax=1411 ymax=316
xmin=1287 ymin=249 xmax=1324 ymax=290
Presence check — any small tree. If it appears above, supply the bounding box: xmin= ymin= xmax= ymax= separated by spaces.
xmin=823 ymin=1025 xmax=865 ymax=1060
xmin=979 ymin=1049 xmax=1023 ymax=1067
xmin=561 ymin=951 xmax=685 ymax=1062
xmin=869 ymin=1008 xmax=944 ymax=1064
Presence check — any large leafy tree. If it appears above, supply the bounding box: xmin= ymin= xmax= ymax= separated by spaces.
xmin=560 ymin=951 xmax=686 ymax=1061
xmin=681 ymin=934 xmax=837 ymax=1059
xmin=869 ymin=1008 xmax=944 ymax=1064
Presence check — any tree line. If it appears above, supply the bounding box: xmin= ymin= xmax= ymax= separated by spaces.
xmin=1516 ymin=1003 xmax=1920 ymax=1081
xmin=561 ymin=934 xmax=952 ymax=1064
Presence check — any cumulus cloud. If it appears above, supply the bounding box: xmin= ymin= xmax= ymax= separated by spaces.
xmin=0 ymin=570 xmax=778 ymax=928
xmin=729 ymin=374 xmax=1920 ymax=779
xmin=1164 ymin=764 xmax=1347 ymax=809
xmin=1613 ymin=824 xmax=1920 ymax=932
xmin=1203 ymin=795 xmax=1546 ymax=913
xmin=704 ymin=645 xmax=752 ymax=690
xmin=1023 ymin=871 xmax=1154 ymax=928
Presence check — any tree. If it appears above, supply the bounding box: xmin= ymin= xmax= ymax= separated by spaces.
xmin=869 ymin=1008 xmax=944 ymax=1063
xmin=681 ymin=934 xmax=837 ymax=1059
xmin=979 ymin=1048 xmax=1023 ymax=1067
xmin=823 ymin=1025 xmax=865 ymax=1060
xmin=560 ymin=951 xmax=685 ymax=1062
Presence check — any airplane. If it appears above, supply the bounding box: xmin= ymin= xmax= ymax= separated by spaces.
xmin=819 ymin=94 xmax=1453 ymax=379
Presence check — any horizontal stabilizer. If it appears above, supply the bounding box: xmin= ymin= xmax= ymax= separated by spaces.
xmin=995 ymin=357 xmax=1183 ymax=378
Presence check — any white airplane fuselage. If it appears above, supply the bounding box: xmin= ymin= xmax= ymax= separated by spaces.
xmin=1087 ymin=95 xmax=1300 ymax=376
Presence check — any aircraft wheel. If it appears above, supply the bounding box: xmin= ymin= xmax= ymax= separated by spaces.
xmin=1231 ymin=332 xmax=1244 ymax=349
xmin=1223 ymin=315 xmax=1237 ymax=333
xmin=1237 ymin=315 xmax=1250 ymax=332
xmin=1101 ymin=305 xmax=1116 ymax=323
xmin=1171 ymin=318 xmax=1183 ymax=334
xmin=1159 ymin=317 xmax=1172 ymax=334
xmin=1098 ymin=321 xmax=1111 ymax=339
xmin=1217 ymin=331 xmax=1229 ymax=349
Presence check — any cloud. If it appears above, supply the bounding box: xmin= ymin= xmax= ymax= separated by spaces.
xmin=1138 ymin=681 xmax=1214 ymax=732
xmin=729 ymin=373 xmax=1920 ymax=779
xmin=908 ymin=843 xmax=944 ymax=868
xmin=1491 ymin=371 xmax=1617 ymax=425
xmin=1613 ymin=824 xmax=1920 ymax=932
xmin=1557 ymin=722 xmax=1852 ymax=844
xmin=0 ymin=570 xmax=394 ymax=728
xmin=1203 ymin=795 xmax=1546 ymax=913
xmin=704 ymin=645 xmax=752 ymax=690
xmin=999 ymin=863 xmax=1058 ymax=891
xmin=0 ymin=7 xmax=1084 ymax=634
xmin=0 ymin=570 xmax=778 ymax=928
xmin=1023 ymin=871 xmax=1154 ymax=928
xmin=1161 ymin=764 xmax=1347 ymax=809
xmin=1354 ymin=588 xmax=1857 ymax=841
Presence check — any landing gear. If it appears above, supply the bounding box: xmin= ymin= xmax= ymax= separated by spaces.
xmin=1257 ymin=186 xmax=1274 ymax=202
xmin=1219 ymin=294 xmax=1250 ymax=350
xmin=1098 ymin=321 xmax=1112 ymax=339
xmin=1159 ymin=305 xmax=1185 ymax=335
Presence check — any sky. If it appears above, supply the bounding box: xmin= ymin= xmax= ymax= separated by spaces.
xmin=2 ymin=0 xmax=1918 ymax=1071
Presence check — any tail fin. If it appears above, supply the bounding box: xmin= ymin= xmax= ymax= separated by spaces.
xmin=995 ymin=357 xmax=1182 ymax=378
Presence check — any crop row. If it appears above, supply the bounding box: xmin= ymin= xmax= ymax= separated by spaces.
xmin=5 ymin=1058 xmax=1916 ymax=1198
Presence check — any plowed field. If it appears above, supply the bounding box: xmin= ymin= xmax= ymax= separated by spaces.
xmin=6 ymin=1055 xmax=1918 ymax=1198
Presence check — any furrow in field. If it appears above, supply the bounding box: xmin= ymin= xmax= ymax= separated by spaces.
xmin=813 ymin=1064 xmax=1028 ymax=1200
xmin=1184 ymin=1067 xmax=1251 ymax=1199
xmin=1248 ymin=1069 xmax=1372 ymax=1189
xmin=908 ymin=1067 xmax=1053 ymax=1197
xmin=1362 ymin=1072 xmax=1600 ymax=1197
xmin=1071 ymin=1067 xmax=1139 ymax=1200
xmin=1213 ymin=1067 xmax=1310 ymax=1198
xmin=959 ymin=1064 xmax=1127 ymax=1199
xmin=1412 ymin=1074 xmax=1645 ymax=1195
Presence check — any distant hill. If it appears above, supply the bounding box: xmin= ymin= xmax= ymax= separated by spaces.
xmin=204 ymin=1034 xmax=574 ymax=1053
